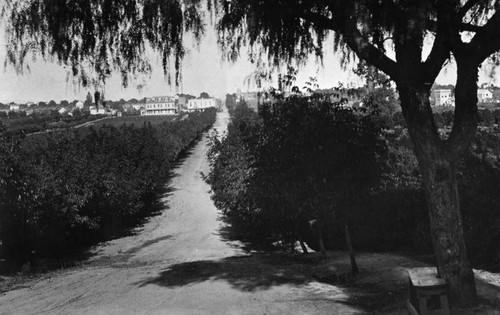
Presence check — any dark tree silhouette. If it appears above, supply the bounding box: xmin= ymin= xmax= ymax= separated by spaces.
xmin=94 ymin=91 xmax=101 ymax=107
xmin=84 ymin=92 xmax=94 ymax=107
xmin=2 ymin=0 xmax=204 ymax=87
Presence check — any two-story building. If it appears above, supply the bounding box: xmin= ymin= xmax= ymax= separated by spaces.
xmin=141 ymin=96 xmax=177 ymax=116
xmin=432 ymin=89 xmax=454 ymax=106
xmin=186 ymin=98 xmax=221 ymax=112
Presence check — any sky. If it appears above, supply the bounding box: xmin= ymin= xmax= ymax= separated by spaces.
xmin=0 ymin=19 xmax=359 ymax=104
xmin=0 ymin=16 xmax=498 ymax=104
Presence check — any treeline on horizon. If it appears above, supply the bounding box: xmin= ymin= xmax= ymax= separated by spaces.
xmin=0 ymin=108 xmax=217 ymax=263
xmin=206 ymin=99 xmax=500 ymax=272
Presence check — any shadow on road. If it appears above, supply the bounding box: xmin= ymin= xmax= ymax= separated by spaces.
xmin=214 ymin=215 xmax=277 ymax=254
xmin=137 ymin=253 xmax=350 ymax=291
xmin=136 ymin=251 xmax=500 ymax=313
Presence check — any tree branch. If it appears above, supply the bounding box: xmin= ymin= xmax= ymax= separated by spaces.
xmin=458 ymin=0 xmax=484 ymax=18
xmin=302 ymin=11 xmax=400 ymax=81
xmin=426 ymin=19 xmax=483 ymax=33
xmin=468 ymin=9 xmax=500 ymax=63
xmin=423 ymin=2 xmax=460 ymax=84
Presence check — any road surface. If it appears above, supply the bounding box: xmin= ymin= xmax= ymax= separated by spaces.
xmin=0 ymin=109 xmax=363 ymax=315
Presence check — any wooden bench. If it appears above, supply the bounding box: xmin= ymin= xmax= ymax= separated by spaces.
xmin=407 ymin=267 xmax=450 ymax=315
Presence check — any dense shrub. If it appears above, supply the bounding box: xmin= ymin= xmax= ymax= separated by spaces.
xmin=357 ymin=127 xmax=500 ymax=271
xmin=0 ymin=109 xmax=216 ymax=260
xmin=207 ymin=100 xmax=500 ymax=272
xmin=206 ymin=100 xmax=385 ymax=249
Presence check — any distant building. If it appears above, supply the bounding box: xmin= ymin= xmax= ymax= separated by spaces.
xmin=89 ymin=105 xmax=109 ymax=115
xmin=236 ymin=91 xmax=260 ymax=110
xmin=186 ymin=97 xmax=221 ymax=112
xmin=141 ymin=96 xmax=177 ymax=116
xmin=58 ymin=107 xmax=68 ymax=115
xmin=432 ymin=89 xmax=454 ymax=106
xmin=477 ymin=89 xmax=493 ymax=102
xmin=76 ymin=101 xmax=84 ymax=109
xmin=9 ymin=103 xmax=20 ymax=111
xmin=26 ymin=102 xmax=35 ymax=107
xmin=130 ymin=103 xmax=145 ymax=111
xmin=177 ymin=94 xmax=196 ymax=111
xmin=314 ymin=88 xmax=349 ymax=105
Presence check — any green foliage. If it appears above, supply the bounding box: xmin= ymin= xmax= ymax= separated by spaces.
xmin=0 ymin=109 xmax=216 ymax=260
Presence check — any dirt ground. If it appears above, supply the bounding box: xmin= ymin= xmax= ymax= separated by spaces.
xmin=1 ymin=108 xmax=499 ymax=314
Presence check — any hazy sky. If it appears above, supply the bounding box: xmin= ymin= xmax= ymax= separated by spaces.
xmin=0 ymin=18 xmax=498 ymax=104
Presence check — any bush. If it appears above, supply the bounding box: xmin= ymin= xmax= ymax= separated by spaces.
xmin=0 ymin=109 xmax=216 ymax=260
xmin=207 ymin=100 xmax=500 ymax=272
xmin=206 ymin=100 xmax=385 ymax=250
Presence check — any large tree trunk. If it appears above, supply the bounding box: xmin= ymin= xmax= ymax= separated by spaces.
xmin=398 ymin=82 xmax=478 ymax=308
xmin=422 ymin=158 xmax=477 ymax=307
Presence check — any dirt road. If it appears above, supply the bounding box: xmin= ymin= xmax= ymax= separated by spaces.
xmin=0 ymin=109 xmax=366 ymax=315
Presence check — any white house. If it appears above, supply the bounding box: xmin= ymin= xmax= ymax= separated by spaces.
xmin=9 ymin=103 xmax=20 ymax=111
xmin=477 ymin=89 xmax=493 ymax=102
xmin=141 ymin=96 xmax=177 ymax=116
xmin=432 ymin=89 xmax=454 ymax=106
xmin=186 ymin=98 xmax=221 ymax=112
xmin=131 ymin=103 xmax=145 ymax=111
xmin=89 ymin=105 xmax=109 ymax=115
xmin=58 ymin=107 xmax=68 ymax=115
xmin=75 ymin=101 xmax=84 ymax=109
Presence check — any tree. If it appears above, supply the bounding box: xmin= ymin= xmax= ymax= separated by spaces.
xmin=84 ymin=92 xmax=93 ymax=107
xmin=48 ymin=100 xmax=57 ymax=107
xmin=4 ymin=0 xmax=500 ymax=307
xmin=2 ymin=0 xmax=204 ymax=87
xmin=200 ymin=92 xmax=210 ymax=98
xmin=214 ymin=1 xmax=500 ymax=307
xmin=94 ymin=91 xmax=101 ymax=107
xmin=225 ymin=93 xmax=237 ymax=110
xmin=60 ymin=100 xmax=69 ymax=107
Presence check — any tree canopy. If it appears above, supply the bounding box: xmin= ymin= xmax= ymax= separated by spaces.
xmin=2 ymin=0 xmax=206 ymax=88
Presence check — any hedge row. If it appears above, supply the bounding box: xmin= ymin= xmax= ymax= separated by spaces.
xmin=0 ymin=109 xmax=216 ymax=260
xmin=207 ymin=100 xmax=500 ymax=272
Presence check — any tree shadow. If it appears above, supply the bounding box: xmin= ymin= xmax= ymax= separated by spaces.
xmin=136 ymin=253 xmax=352 ymax=292
xmin=214 ymin=214 xmax=277 ymax=254
xmin=137 ymin=250 xmax=500 ymax=313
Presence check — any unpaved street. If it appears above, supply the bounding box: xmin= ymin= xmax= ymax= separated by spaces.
xmin=0 ymin=109 xmax=364 ymax=315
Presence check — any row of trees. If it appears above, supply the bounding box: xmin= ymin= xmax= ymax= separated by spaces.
xmin=0 ymin=109 xmax=103 ymax=134
xmin=208 ymin=99 xmax=500 ymax=272
xmin=206 ymin=100 xmax=385 ymax=255
xmin=0 ymin=109 xmax=216 ymax=261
